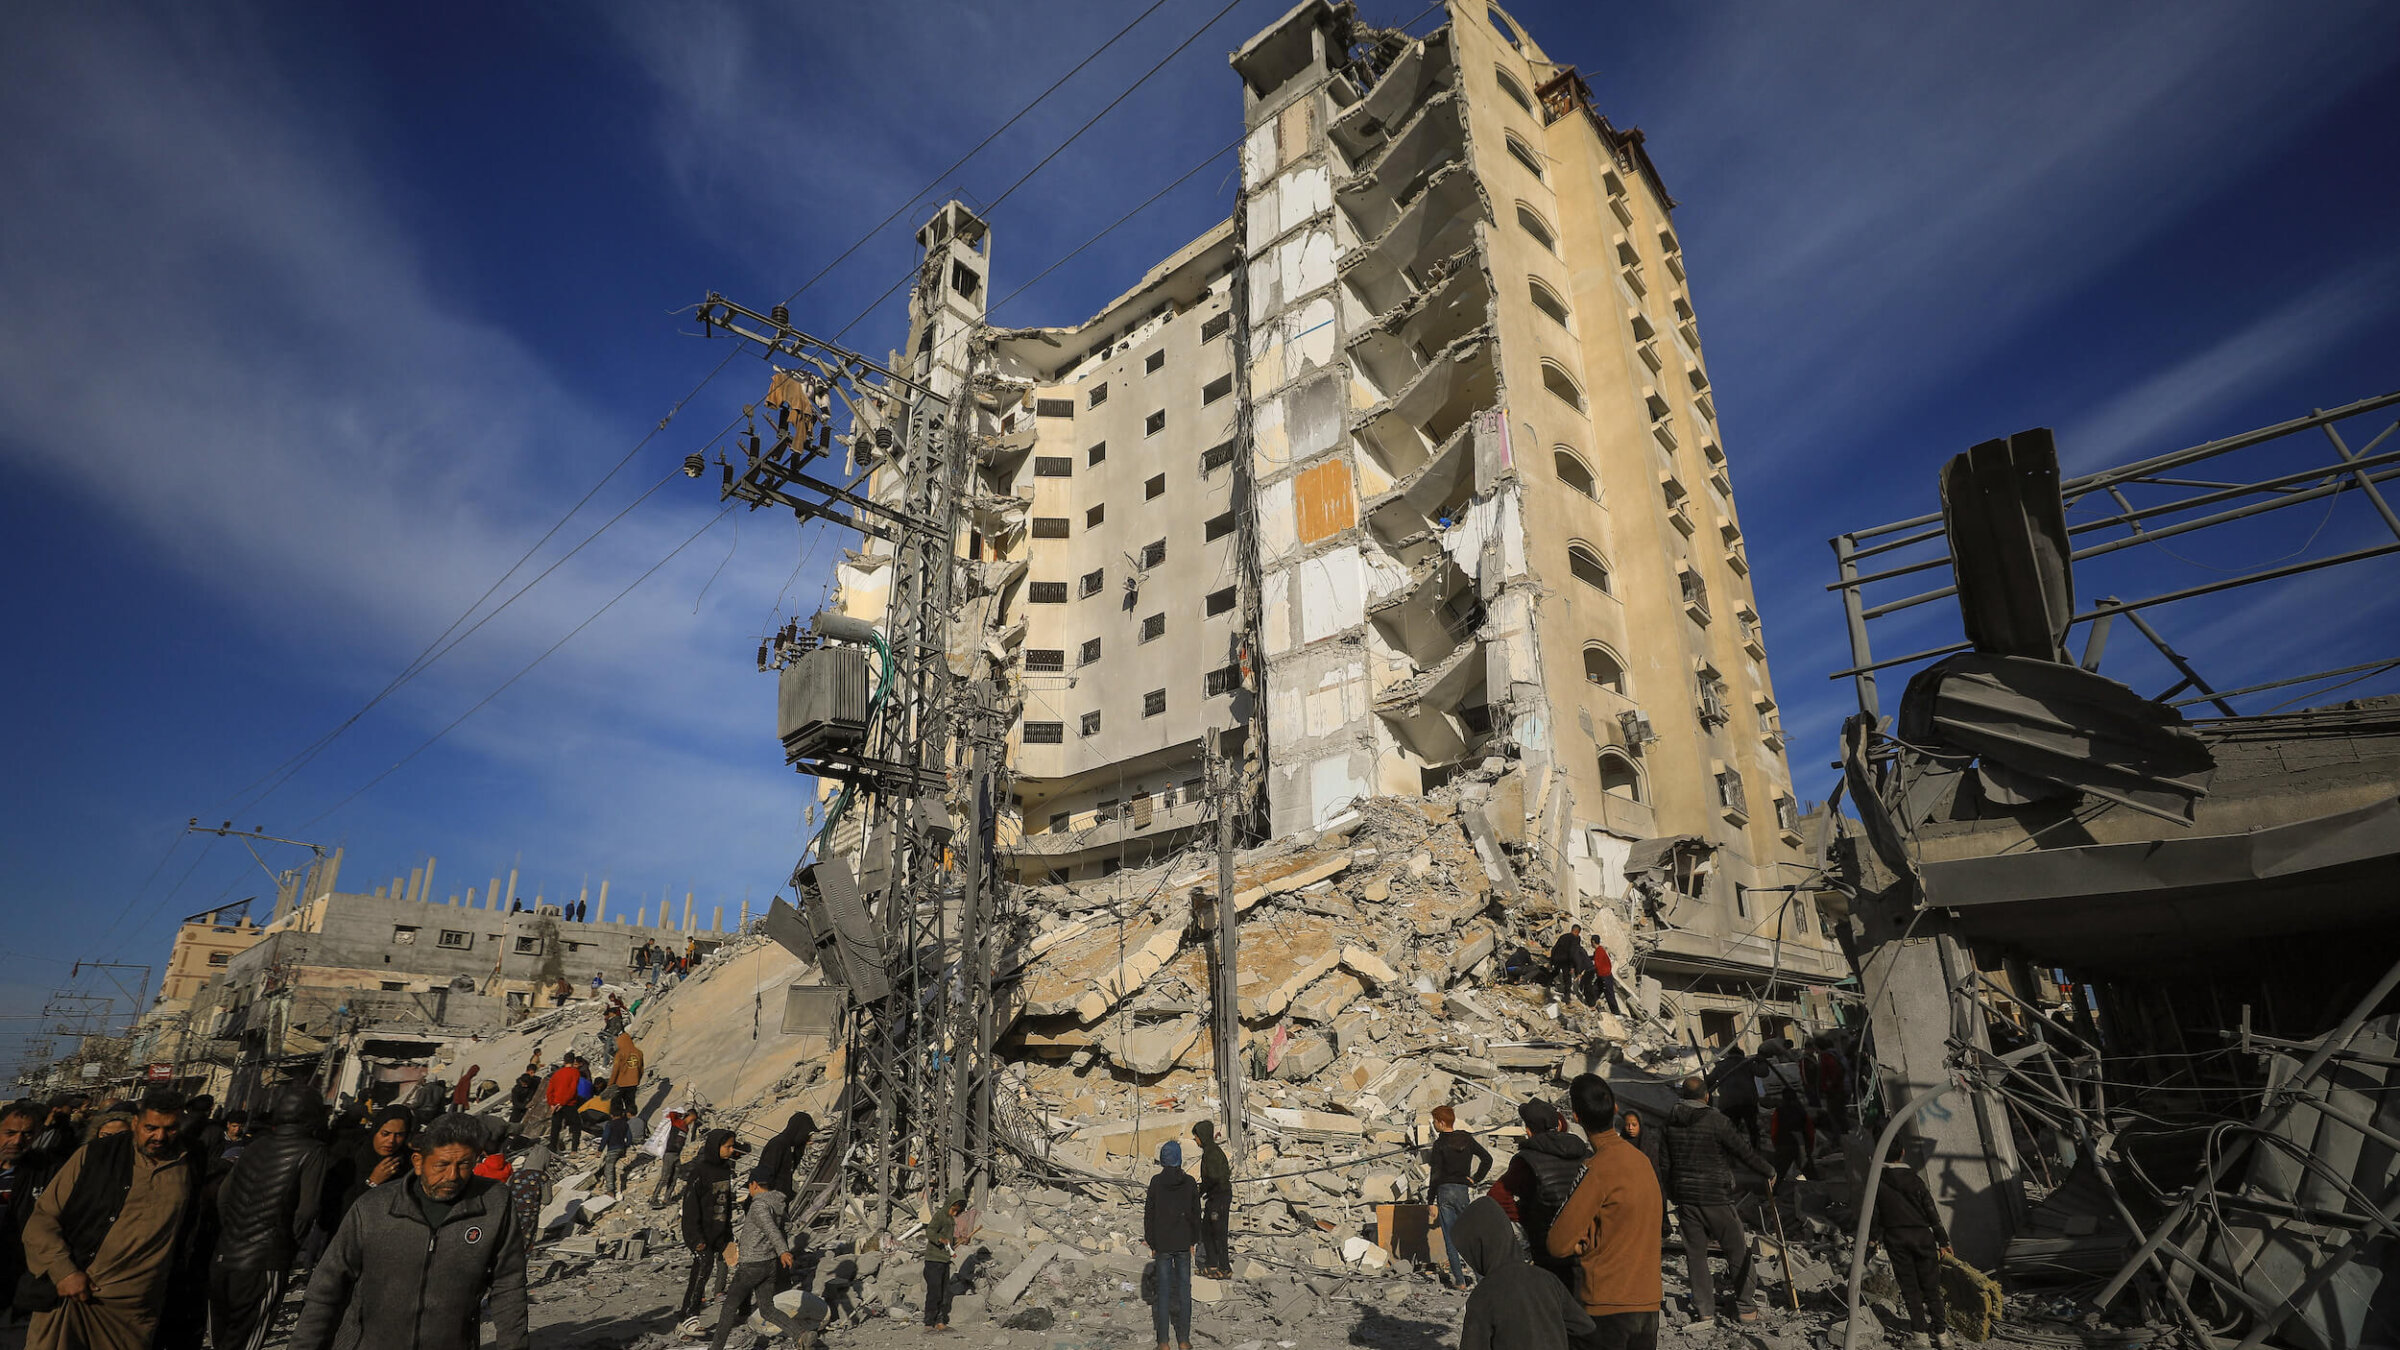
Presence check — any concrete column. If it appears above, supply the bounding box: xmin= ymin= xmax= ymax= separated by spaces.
xmin=318 ymin=847 xmax=344 ymax=901
xmin=487 ymin=876 xmax=502 ymax=910
xmin=682 ymin=892 xmax=693 ymax=933
xmin=1857 ymin=908 xmax=2023 ymax=1268
xmin=405 ymin=868 xmax=423 ymax=906
xmin=448 ymin=892 xmax=459 ymax=906
xmin=422 ymin=856 xmax=436 ymax=904
xmin=738 ymin=900 xmax=749 ymax=930
xmin=637 ymin=905 xmax=647 ymax=927
xmin=504 ymin=869 xmax=519 ymax=910
xmin=467 ymin=887 xmax=478 ymax=908
xmin=711 ymin=905 xmax=722 ymax=932
xmin=597 ymin=879 xmax=610 ymax=922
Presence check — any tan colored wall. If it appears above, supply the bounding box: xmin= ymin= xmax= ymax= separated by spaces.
xmin=158 ymin=919 xmax=267 ymax=1006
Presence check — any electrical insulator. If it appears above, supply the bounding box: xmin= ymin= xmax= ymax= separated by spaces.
xmin=770 ymin=304 xmax=789 ymax=328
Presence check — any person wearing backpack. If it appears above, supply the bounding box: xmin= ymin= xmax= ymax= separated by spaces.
xmin=1494 ymin=1100 xmax=1590 ymax=1295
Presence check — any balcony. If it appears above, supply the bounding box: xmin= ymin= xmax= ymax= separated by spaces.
xmin=1680 ymin=568 xmax=1711 ymax=625
xmin=1621 ymin=264 xmax=1647 ymax=297
xmin=1336 ymin=92 xmax=1466 ymax=240
xmin=1716 ymin=768 xmax=1749 ymax=825
xmin=1761 ymin=714 xmax=1786 ymax=755
xmin=1773 ymin=794 xmax=1802 ymax=845
xmin=1738 ymin=610 xmax=1767 ymax=660
xmin=1637 ymin=339 xmax=1663 ymax=373
xmin=1684 ymin=359 xmax=1710 ymax=394
xmin=1721 ymin=523 xmax=1748 ymax=576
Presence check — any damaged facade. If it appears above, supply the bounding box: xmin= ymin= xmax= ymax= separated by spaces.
xmin=819 ymin=0 xmax=1840 ymax=1046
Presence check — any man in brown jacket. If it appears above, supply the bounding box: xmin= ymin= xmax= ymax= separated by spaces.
xmin=607 ymin=1034 xmax=644 ymax=1114
xmin=20 ymin=1091 xmax=203 ymax=1350
xmin=1545 ymin=1073 xmax=1665 ymax=1350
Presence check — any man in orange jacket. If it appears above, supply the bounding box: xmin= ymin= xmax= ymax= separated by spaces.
xmin=543 ymin=1055 xmax=583 ymax=1151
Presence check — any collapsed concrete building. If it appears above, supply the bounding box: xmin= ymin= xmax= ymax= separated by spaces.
xmin=1827 ymin=397 xmax=2400 ymax=1347
xmin=817 ymin=0 xmax=1844 ymax=1051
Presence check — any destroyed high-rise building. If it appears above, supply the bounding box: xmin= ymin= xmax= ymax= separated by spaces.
xmin=818 ymin=1 xmax=1841 ymax=1038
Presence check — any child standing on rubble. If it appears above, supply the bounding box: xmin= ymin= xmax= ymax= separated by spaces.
xmin=1872 ymin=1137 xmax=1953 ymax=1349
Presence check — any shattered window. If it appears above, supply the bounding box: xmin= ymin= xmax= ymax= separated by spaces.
xmin=1599 ymin=751 xmax=1642 ymax=801
xmin=1496 ymin=67 xmax=1534 ymax=115
xmin=1583 ymin=646 xmax=1626 ymax=692
xmin=1141 ymin=539 xmax=1167 ymax=568
xmin=1080 ymin=711 xmax=1102 ymax=737
xmin=1205 ymin=512 xmax=1236 ymax=541
xmin=1205 ymin=665 xmax=1241 ymax=697
xmin=1079 ymin=569 xmax=1105 ymax=598
xmin=1517 ymin=203 xmax=1557 ymax=253
xmin=950 ymin=261 xmax=982 ymax=299
xmin=1505 ymin=133 xmax=1546 ymax=182
xmin=1568 ymin=544 xmax=1610 ymax=593
xmin=1201 ymin=313 xmax=1230 ymax=343
xmin=1089 ymin=382 xmax=1109 ymax=408
xmin=1201 ymin=440 xmax=1236 ymax=475
xmin=1079 ymin=637 xmax=1102 ymax=665
xmin=1542 ymin=360 xmax=1585 ymax=412
xmin=1531 ymin=279 xmax=1572 ymax=330
xmin=1145 ymin=410 xmax=1166 ymax=436
xmin=1554 ymin=449 xmax=1596 ymax=499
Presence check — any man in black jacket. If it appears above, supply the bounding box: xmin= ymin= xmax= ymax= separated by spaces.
xmin=753 ymin=1111 xmax=816 ymax=1199
xmin=1191 ymin=1119 xmax=1232 ymax=1279
xmin=209 ymin=1083 xmax=331 ymax=1350
xmin=1427 ymin=1105 xmax=1492 ymax=1290
xmin=1547 ymin=927 xmax=1588 ymax=1005
xmin=1143 ymin=1142 xmax=1201 ymax=1350
xmin=1661 ymin=1076 xmax=1776 ymax=1327
xmin=1494 ymin=1099 xmax=1590 ymax=1293
xmin=0 ymin=1099 xmax=59 ymax=1344
xmin=287 ymin=1111 xmax=528 ymax=1350
xmin=1872 ymin=1136 xmax=1953 ymax=1349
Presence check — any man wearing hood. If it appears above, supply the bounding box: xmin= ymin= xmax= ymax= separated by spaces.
xmin=753 ymin=1112 xmax=816 ymax=1199
xmin=921 ymin=1192 xmax=966 ymax=1332
xmin=1660 ymin=1075 xmax=1776 ymax=1327
xmin=1455 ymin=1195 xmax=1593 ymax=1350
xmin=288 ymin=1112 xmax=528 ymax=1350
xmin=1142 ymin=1144 xmax=1200 ymax=1350
xmin=209 ymin=1083 xmax=331 ymax=1350
xmin=1495 ymin=1100 xmax=1590 ymax=1293
xmin=677 ymin=1130 xmax=742 ymax=1320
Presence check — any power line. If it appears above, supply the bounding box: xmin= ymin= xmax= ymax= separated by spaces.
xmin=770 ymin=0 xmax=1177 ymax=312
xmin=220 ymin=345 xmax=750 ymax=820
xmin=986 ymin=133 xmax=1245 ymax=321
xmin=832 ymin=0 xmax=1255 ymax=342
xmin=301 ymin=502 xmax=742 ymax=830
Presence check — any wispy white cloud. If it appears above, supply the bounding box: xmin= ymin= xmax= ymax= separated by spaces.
xmin=2057 ymin=257 xmax=2399 ymax=471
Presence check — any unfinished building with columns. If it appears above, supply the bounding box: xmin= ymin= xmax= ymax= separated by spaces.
xmin=819 ymin=0 xmax=1842 ymax=1044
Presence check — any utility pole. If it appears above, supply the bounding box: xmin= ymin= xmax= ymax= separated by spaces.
xmin=689 ymin=203 xmax=990 ymax=1232
xmin=1208 ymin=733 xmax=1247 ymax=1155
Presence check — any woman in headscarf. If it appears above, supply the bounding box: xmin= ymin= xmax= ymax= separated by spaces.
xmin=451 ymin=1065 xmax=481 ymax=1111
xmin=677 ymin=1129 xmax=742 ymax=1319
xmin=322 ymin=1105 xmax=413 ymax=1232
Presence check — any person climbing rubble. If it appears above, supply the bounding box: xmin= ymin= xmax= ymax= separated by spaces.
xmin=1871 ymin=1135 xmax=1953 ymax=1350
xmin=1661 ymin=1074 xmax=1776 ymax=1327
xmin=1546 ymin=1074 xmax=1665 ymax=1350
xmin=1590 ymin=941 xmax=1624 ymax=1015
xmin=1547 ymin=925 xmax=1588 ymax=1005
xmin=753 ymin=1111 xmax=815 ymax=1199
xmin=1455 ymin=1193 xmax=1593 ymax=1350
xmin=708 ymin=1173 xmax=809 ymax=1350
xmin=677 ymin=1129 xmax=742 ymax=1321
xmin=1426 ymin=1104 xmax=1493 ymax=1291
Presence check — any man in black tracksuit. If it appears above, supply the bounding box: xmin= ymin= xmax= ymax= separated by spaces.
xmin=1661 ymin=1075 xmax=1776 ymax=1326
xmin=209 ymin=1083 xmax=330 ymax=1350
xmin=1872 ymin=1137 xmax=1953 ymax=1348
xmin=288 ymin=1112 xmax=528 ymax=1350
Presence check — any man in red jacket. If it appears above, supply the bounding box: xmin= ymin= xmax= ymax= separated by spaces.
xmin=1589 ymin=944 xmax=1624 ymax=1016
xmin=543 ymin=1055 xmax=583 ymax=1150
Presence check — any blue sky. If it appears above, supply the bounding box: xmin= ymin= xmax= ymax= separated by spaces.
xmin=2 ymin=1 xmax=2395 ymax=1072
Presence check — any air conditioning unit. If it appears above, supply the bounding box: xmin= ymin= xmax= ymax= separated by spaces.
xmin=1618 ymin=710 xmax=1658 ymax=750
